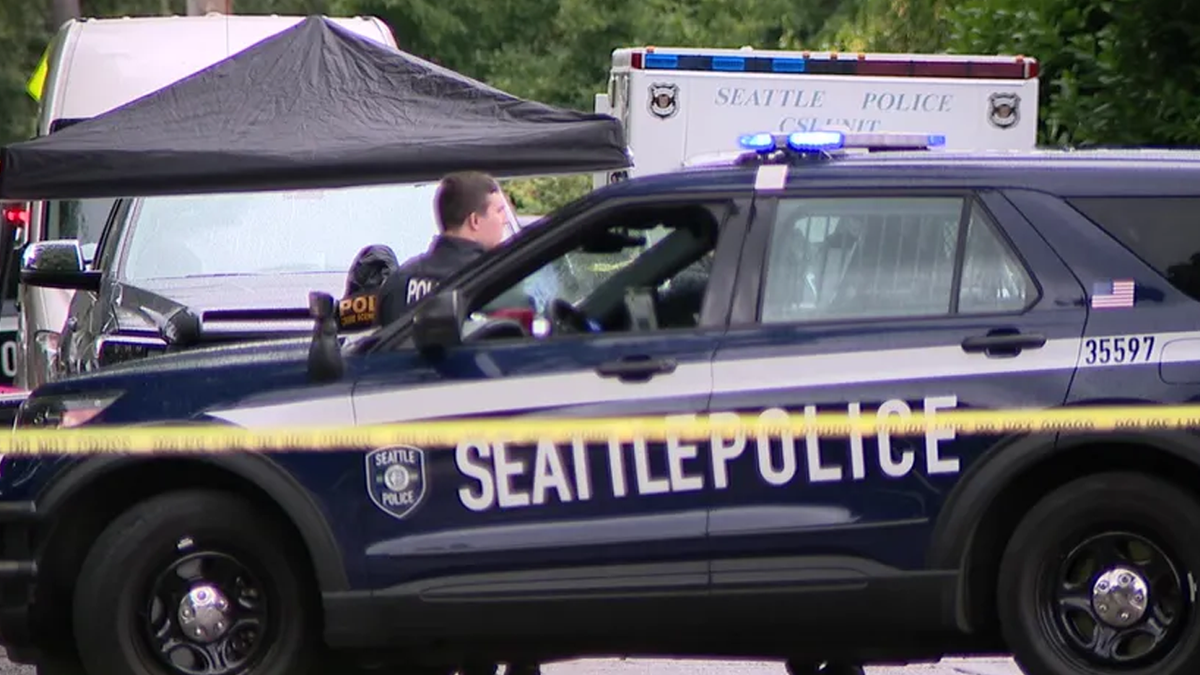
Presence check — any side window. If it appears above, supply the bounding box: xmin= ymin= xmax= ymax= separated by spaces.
xmin=958 ymin=203 xmax=1037 ymax=313
xmin=465 ymin=202 xmax=724 ymax=340
xmin=761 ymin=196 xmax=1034 ymax=324
xmin=1066 ymin=197 xmax=1200 ymax=302
xmin=528 ymin=222 xmax=675 ymax=308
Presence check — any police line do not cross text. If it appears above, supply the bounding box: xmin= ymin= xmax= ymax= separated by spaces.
xmin=455 ymin=396 xmax=962 ymax=512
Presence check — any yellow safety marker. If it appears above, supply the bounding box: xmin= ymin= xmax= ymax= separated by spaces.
xmin=3 ymin=404 xmax=1200 ymax=456
xmin=26 ymin=46 xmax=49 ymax=102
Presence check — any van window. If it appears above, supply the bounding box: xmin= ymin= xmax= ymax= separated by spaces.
xmin=1068 ymin=197 xmax=1200 ymax=302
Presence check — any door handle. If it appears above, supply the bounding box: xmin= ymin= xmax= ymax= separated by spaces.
xmin=596 ymin=355 xmax=678 ymax=382
xmin=961 ymin=329 xmax=1047 ymax=357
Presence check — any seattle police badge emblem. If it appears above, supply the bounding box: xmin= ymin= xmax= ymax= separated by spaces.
xmin=648 ymin=83 xmax=679 ymax=119
xmin=987 ymin=92 xmax=1020 ymax=129
xmin=365 ymin=445 xmax=427 ymax=519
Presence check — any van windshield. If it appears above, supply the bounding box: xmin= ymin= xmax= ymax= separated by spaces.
xmin=117 ymin=183 xmax=448 ymax=283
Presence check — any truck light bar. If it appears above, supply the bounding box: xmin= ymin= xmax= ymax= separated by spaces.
xmin=737 ymin=130 xmax=947 ymax=154
xmin=629 ymin=50 xmax=1038 ymax=79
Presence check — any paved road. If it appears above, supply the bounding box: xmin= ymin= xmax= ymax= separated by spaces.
xmin=541 ymin=658 xmax=1026 ymax=675
xmin=0 ymin=655 xmax=1027 ymax=675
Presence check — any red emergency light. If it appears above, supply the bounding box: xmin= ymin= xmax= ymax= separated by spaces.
xmin=855 ymin=58 xmax=1038 ymax=79
xmin=0 ymin=203 xmax=28 ymax=229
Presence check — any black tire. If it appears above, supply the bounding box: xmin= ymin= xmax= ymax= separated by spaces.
xmin=72 ymin=489 xmax=319 ymax=675
xmin=35 ymin=651 xmax=86 ymax=675
xmin=997 ymin=471 xmax=1200 ymax=675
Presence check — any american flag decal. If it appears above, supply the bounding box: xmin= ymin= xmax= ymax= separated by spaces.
xmin=1091 ymin=279 xmax=1136 ymax=309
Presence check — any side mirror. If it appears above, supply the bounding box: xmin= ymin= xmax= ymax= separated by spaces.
xmin=0 ymin=390 xmax=29 ymax=429
xmin=20 ymin=240 xmax=101 ymax=292
xmin=307 ymin=291 xmax=344 ymax=383
xmin=412 ymin=289 xmax=465 ymax=355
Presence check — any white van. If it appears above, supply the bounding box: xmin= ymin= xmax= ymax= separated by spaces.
xmin=9 ymin=12 xmax=398 ymax=391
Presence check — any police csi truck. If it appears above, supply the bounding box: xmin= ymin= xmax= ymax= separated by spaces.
xmin=7 ymin=130 xmax=1200 ymax=675
xmin=593 ymin=46 xmax=1038 ymax=186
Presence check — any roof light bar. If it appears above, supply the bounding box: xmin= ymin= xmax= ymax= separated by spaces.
xmin=628 ymin=50 xmax=1038 ymax=79
xmin=737 ymin=130 xmax=946 ymax=154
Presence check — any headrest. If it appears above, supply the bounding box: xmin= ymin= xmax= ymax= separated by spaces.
xmin=345 ymin=244 xmax=399 ymax=296
xmin=338 ymin=244 xmax=400 ymax=332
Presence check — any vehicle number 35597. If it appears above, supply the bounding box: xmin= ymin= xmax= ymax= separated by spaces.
xmin=1082 ymin=335 xmax=1156 ymax=366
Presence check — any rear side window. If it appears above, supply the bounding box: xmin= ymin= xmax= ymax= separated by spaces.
xmin=760 ymin=196 xmax=1036 ymax=323
xmin=1068 ymin=197 xmax=1200 ymax=302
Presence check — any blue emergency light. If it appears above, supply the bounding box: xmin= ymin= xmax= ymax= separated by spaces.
xmin=737 ymin=130 xmax=947 ymax=154
xmin=787 ymin=131 xmax=847 ymax=151
xmin=737 ymin=133 xmax=778 ymax=152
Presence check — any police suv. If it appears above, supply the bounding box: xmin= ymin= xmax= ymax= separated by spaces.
xmin=3 ymin=130 xmax=1200 ymax=675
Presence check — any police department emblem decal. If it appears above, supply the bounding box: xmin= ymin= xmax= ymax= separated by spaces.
xmin=366 ymin=445 xmax=427 ymax=519
xmin=987 ymin=92 xmax=1020 ymax=129
xmin=648 ymin=83 xmax=679 ymax=119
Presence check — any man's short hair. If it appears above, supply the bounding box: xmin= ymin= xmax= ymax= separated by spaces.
xmin=435 ymin=171 xmax=501 ymax=232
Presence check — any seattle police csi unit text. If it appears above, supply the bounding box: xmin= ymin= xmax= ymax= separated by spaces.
xmin=455 ymin=396 xmax=961 ymax=512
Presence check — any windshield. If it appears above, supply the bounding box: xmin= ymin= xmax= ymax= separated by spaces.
xmin=118 ymin=183 xmax=442 ymax=282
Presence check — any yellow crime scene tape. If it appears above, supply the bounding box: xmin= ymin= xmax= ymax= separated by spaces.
xmin=3 ymin=404 xmax=1200 ymax=456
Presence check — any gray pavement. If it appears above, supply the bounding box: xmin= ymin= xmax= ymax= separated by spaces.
xmin=0 ymin=657 xmax=26 ymax=675
xmin=0 ymin=655 xmax=1028 ymax=674
xmin=542 ymin=658 xmax=1026 ymax=675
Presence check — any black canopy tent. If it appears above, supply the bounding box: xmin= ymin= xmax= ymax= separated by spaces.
xmin=0 ymin=16 xmax=630 ymax=201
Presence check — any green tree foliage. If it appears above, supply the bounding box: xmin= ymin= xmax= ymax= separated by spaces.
xmin=945 ymin=0 xmax=1200 ymax=146
xmin=0 ymin=1 xmax=52 ymax=144
xmin=808 ymin=0 xmax=954 ymax=53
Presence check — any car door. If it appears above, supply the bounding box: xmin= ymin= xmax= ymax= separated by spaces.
xmin=349 ymin=192 xmax=754 ymax=615
xmin=704 ymin=188 xmax=1088 ymax=582
xmin=58 ymin=198 xmax=133 ymax=377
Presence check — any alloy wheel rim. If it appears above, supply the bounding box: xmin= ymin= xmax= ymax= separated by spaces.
xmin=139 ymin=539 xmax=273 ymax=675
xmin=1039 ymin=530 xmax=1190 ymax=668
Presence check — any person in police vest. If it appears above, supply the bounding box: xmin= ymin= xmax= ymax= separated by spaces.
xmin=377 ymin=171 xmax=518 ymax=326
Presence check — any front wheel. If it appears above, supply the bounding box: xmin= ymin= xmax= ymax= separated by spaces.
xmin=997 ymin=471 xmax=1200 ymax=675
xmin=72 ymin=489 xmax=319 ymax=675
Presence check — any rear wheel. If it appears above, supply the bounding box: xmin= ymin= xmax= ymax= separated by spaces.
xmin=71 ymin=489 xmax=319 ymax=675
xmin=997 ymin=471 xmax=1200 ymax=675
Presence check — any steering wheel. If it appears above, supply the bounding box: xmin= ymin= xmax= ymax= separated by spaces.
xmin=548 ymin=298 xmax=594 ymax=334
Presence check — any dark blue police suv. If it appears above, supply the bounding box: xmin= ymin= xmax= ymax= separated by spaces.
xmin=3 ymin=130 xmax=1200 ymax=675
